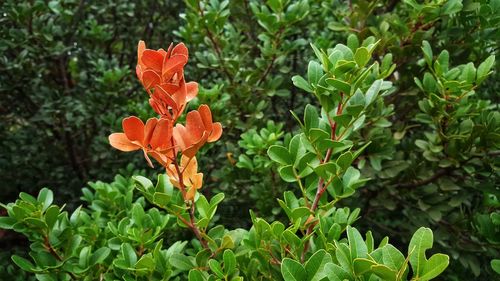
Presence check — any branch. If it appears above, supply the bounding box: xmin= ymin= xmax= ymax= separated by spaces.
xmin=302 ymin=93 xmax=344 ymax=262
xmin=257 ymin=27 xmax=285 ymax=86
xmin=170 ymin=146 xmax=209 ymax=249
xmin=397 ymin=168 xmax=449 ymax=188
xmin=197 ymin=2 xmax=233 ymax=82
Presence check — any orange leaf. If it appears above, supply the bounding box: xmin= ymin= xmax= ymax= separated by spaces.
xmin=141 ymin=50 xmax=164 ymax=72
xmin=186 ymin=82 xmax=198 ymax=101
xmin=198 ymin=104 xmax=213 ymax=129
xmin=137 ymin=40 xmax=146 ymax=66
xmin=150 ymin=118 xmax=173 ymax=150
xmin=162 ymin=55 xmax=187 ymax=82
xmin=109 ymin=133 xmax=141 ymax=152
xmin=141 ymin=70 xmax=161 ymax=90
xmin=208 ymin=122 xmax=223 ymax=142
xmin=144 ymin=118 xmax=158 ymax=144
xmin=123 ymin=116 xmax=145 ymax=145
xmin=185 ymin=110 xmax=205 ymax=140
xmin=171 ymin=43 xmax=188 ymax=57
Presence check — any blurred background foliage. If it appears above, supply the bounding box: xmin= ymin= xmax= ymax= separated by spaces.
xmin=0 ymin=0 xmax=498 ymax=280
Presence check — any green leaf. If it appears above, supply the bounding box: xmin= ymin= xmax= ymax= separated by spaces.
xmin=289 ymin=134 xmax=305 ymax=161
xmin=268 ymin=145 xmax=293 ymax=165
xmin=365 ymin=79 xmax=383 ymax=105
xmin=122 ymin=243 xmax=137 ymax=267
xmin=171 ymin=253 xmax=194 ymax=271
xmin=310 ymin=43 xmax=325 ymax=63
xmin=237 ymin=154 xmax=254 ymax=170
xmin=308 ymin=61 xmax=323 ymax=85
xmin=304 ymin=104 xmax=319 ymax=131
xmin=477 ymin=55 xmax=495 ymax=84
xmin=0 ymin=217 xmax=16 ymax=229
xmin=25 ymin=218 xmax=47 ymax=229
xmin=441 ymin=0 xmax=463 ymax=15
xmin=37 ymin=188 xmax=53 ymax=212
xmin=195 ymin=249 xmax=211 ymax=267
xmin=156 ymin=173 xmax=172 ymax=193
xmin=491 ymin=259 xmax=500 ymax=274
xmin=282 ymin=230 xmax=301 ymax=248
xmin=460 ymin=62 xmax=476 ymax=84
xmin=19 ymin=192 xmax=37 ymax=204
xmin=90 ymin=247 xmax=110 ymax=265
xmin=353 ymin=258 xmax=377 ymax=275
xmin=189 ymin=269 xmax=206 ymax=281
xmin=220 ymin=234 xmax=234 ymax=249
xmin=305 ymin=249 xmax=332 ymax=281
xmin=347 ymin=34 xmax=359 ymax=51
xmin=328 ymin=50 xmax=343 ymax=68
xmin=313 ymin=162 xmax=338 ymax=179
xmin=267 ymin=0 xmax=282 ymax=12
xmin=326 ymin=78 xmax=351 ymax=94
xmin=44 ymin=205 xmax=59 ymax=229
xmin=281 ymin=258 xmax=307 ymax=281
xmin=347 ymin=226 xmax=368 ymax=259
xmin=79 ymin=246 xmax=91 ymax=268
xmin=210 ymin=193 xmax=225 ymax=207
xmin=209 ymin=259 xmax=224 ymax=278
xmin=223 ymin=249 xmax=236 ymax=276
xmin=153 ymin=192 xmax=171 ymax=206
xmin=371 ymin=264 xmax=398 ymax=281
xmin=12 ymin=255 xmax=35 ymax=272
xmin=354 ymin=47 xmax=370 ymax=68
xmin=335 ymin=60 xmax=357 ymax=73
xmin=291 ymin=207 xmax=311 ymax=221
xmin=408 ymin=227 xmax=433 ymax=278
xmin=345 ymin=90 xmax=365 ymax=116
xmin=421 ymin=41 xmax=433 ymax=67
xmin=422 ymin=73 xmax=437 ymax=92
xmin=332 ymin=114 xmax=352 ymax=129
xmin=292 ymin=75 xmax=313 ymax=93
xmin=66 ymin=235 xmax=82 ymax=256
xmin=420 ymin=254 xmax=449 ymax=280
xmin=366 ymin=231 xmax=374 ymax=253
xmin=136 ymin=254 xmax=155 ymax=272
xmin=352 ymin=142 xmax=371 ymax=159
xmin=35 ymin=274 xmax=56 ymax=281
xmin=278 ymin=165 xmax=297 ymax=182
xmin=336 ymin=151 xmax=353 ymax=170
xmin=436 ymin=50 xmax=449 ymax=73
xmin=382 ymin=245 xmax=405 ymax=271
xmin=134 ymin=176 xmax=154 ymax=191
xmin=323 ymin=262 xmax=351 ymax=281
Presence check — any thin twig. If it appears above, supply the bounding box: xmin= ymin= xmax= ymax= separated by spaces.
xmin=301 ymin=93 xmax=344 ymax=262
xmin=197 ymin=2 xmax=232 ymax=81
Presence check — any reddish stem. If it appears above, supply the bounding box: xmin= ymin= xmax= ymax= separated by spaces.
xmin=301 ymin=93 xmax=344 ymax=262
xmin=169 ymin=140 xmax=208 ymax=249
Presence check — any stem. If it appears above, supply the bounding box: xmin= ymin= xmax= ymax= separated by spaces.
xmin=170 ymin=151 xmax=208 ymax=249
xmin=172 ymin=158 xmax=187 ymax=198
xmin=189 ymin=202 xmax=209 ymax=249
xmin=44 ymin=236 xmax=62 ymax=261
xmin=197 ymin=1 xmax=232 ymax=82
xmin=257 ymin=27 xmax=285 ymax=86
xmin=44 ymin=235 xmax=78 ymax=280
xmin=301 ymin=93 xmax=344 ymax=262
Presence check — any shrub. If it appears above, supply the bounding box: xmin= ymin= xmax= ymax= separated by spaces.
xmin=0 ymin=0 xmax=182 ymax=202
xmin=0 ymin=37 xmax=453 ymax=280
xmin=1 ymin=0 xmax=499 ymax=280
xmin=174 ymin=1 xmax=500 ymax=279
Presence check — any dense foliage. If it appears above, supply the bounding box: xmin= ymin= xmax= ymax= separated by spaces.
xmin=0 ymin=0 xmax=181 ymax=202
xmin=1 ymin=0 xmax=499 ymax=280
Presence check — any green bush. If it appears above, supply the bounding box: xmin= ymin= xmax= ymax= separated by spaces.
xmin=1 ymin=0 xmax=499 ymax=280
